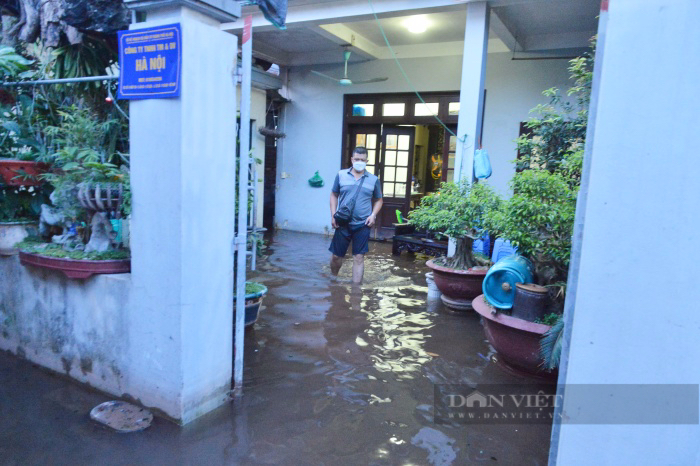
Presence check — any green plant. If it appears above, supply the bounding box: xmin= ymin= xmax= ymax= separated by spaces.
xmin=15 ymin=240 xmax=130 ymax=260
xmin=245 ymin=282 xmax=266 ymax=294
xmin=409 ymin=180 xmax=502 ymax=269
xmin=486 ymin=38 xmax=594 ymax=300
xmin=0 ymin=184 xmax=51 ymax=222
xmin=0 ymin=46 xmax=32 ymax=79
xmin=486 ymin=170 xmax=577 ymax=286
xmin=535 ymin=312 xmax=562 ymax=326
xmin=539 ymin=316 xmax=564 ymax=370
xmin=42 ymin=105 xmax=127 ymax=219
xmin=515 ymin=40 xmax=593 ymax=174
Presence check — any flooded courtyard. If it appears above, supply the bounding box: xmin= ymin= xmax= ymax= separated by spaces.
xmin=1 ymin=230 xmax=552 ymax=465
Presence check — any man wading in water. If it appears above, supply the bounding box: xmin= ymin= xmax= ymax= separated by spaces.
xmin=329 ymin=146 xmax=383 ymax=284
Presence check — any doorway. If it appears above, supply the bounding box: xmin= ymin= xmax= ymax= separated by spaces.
xmin=348 ymin=125 xmax=415 ymax=239
xmin=343 ymin=92 xmax=463 ymax=237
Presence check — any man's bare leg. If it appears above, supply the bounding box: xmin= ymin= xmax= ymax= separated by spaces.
xmin=330 ymin=254 xmax=343 ymax=276
xmin=352 ymin=254 xmax=365 ymax=284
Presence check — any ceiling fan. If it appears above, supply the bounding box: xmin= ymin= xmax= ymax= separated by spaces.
xmin=311 ymin=47 xmax=388 ymax=86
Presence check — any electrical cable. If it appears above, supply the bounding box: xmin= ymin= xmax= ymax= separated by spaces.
xmin=366 ymin=0 xmax=463 ymax=142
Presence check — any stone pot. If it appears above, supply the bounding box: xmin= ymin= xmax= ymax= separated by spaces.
xmin=473 ymin=294 xmax=557 ymax=380
xmin=0 ymin=160 xmax=47 ymax=186
xmin=511 ymin=283 xmax=550 ymax=322
xmin=426 ymin=259 xmax=488 ymax=310
xmin=77 ymin=182 xmax=123 ymax=212
xmin=0 ymin=221 xmax=38 ymax=255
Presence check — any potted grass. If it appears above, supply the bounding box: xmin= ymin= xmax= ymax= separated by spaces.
xmin=408 ymin=180 xmax=502 ymax=310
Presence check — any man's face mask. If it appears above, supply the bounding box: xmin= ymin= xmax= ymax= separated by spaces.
xmin=353 ymin=161 xmax=367 ymax=172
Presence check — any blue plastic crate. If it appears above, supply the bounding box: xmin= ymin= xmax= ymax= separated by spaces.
xmin=491 ymin=238 xmax=517 ymax=263
xmin=472 ymin=233 xmax=491 ymax=256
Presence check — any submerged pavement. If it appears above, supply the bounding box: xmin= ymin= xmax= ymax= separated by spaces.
xmin=0 ymin=230 xmax=552 ymax=465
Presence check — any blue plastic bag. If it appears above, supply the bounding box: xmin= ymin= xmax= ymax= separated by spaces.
xmin=474 ymin=149 xmax=492 ymax=179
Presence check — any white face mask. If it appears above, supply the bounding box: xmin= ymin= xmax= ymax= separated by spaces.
xmin=353 ymin=161 xmax=367 ymax=172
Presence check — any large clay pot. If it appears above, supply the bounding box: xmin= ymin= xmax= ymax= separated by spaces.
xmin=0 ymin=160 xmax=47 ymax=186
xmin=473 ymin=294 xmax=556 ymax=380
xmin=19 ymin=251 xmax=131 ymax=279
xmin=426 ymin=259 xmax=488 ymax=311
xmin=0 ymin=221 xmax=38 ymax=255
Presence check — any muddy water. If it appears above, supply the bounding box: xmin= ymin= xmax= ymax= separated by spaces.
xmin=0 ymin=230 xmax=552 ymax=465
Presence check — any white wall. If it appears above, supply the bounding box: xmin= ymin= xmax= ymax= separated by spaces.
xmin=554 ymin=0 xmax=700 ymax=464
xmin=276 ymin=52 xmax=572 ymax=234
xmin=129 ymin=6 xmax=237 ymax=423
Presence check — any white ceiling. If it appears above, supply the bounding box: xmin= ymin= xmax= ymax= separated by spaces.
xmin=226 ymin=0 xmax=600 ymax=67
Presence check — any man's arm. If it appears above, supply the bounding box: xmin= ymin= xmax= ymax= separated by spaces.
xmin=330 ymin=191 xmax=339 ymax=229
xmin=365 ymin=197 xmax=383 ymax=227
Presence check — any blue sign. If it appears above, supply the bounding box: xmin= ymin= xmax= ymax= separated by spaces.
xmin=118 ymin=23 xmax=181 ymax=99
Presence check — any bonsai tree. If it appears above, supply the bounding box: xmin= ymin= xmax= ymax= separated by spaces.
xmin=486 ymin=167 xmax=578 ymax=288
xmin=42 ymin=105 xmax=126 ymax=220
xmin=408 ymin=180 xmax=502 ymax=270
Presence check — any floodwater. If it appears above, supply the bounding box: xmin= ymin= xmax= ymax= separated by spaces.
xmin=0 ymin=230 xmax=552 ymax=465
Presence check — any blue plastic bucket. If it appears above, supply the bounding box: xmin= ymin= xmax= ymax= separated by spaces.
xmin=482 ymin=255 xmax=534 ymax=309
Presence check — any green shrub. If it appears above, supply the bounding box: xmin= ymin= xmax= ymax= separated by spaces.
xmin=409 ymin=181 xmax=502 ymax=270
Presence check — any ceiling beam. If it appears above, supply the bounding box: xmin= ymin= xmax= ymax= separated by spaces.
xmin=223 ymin=0 xmax=476 ymax=33
xmin=285 ymin=37 xmax=510 ymax=66
xmin=315 ymin=23 xmax=383 ymax=59
xmin=523 ymin=30 xmax=596 ymax=51
xmin=489 ymin=8 xmax=522 ymax=51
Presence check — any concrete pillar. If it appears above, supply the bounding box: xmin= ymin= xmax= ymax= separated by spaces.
xmin=127 ymin=3 xmax=238 ymax=423
xmin=449 ymin=1 xmax=489 ymax=257
xmin=453 ymin=1 xmax=489 ymax=184
xmin=553 ymin=0 xmax=700 ymax=463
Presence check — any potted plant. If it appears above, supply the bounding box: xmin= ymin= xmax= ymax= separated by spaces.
xmin=17 ymin=105 xmax=131 ymax=278
xmin=0 ymin=46 xmax=49 ymax=186
xmin=233 ymin=282 xmax=269 ymax=328
xmin=0 ymin=184 xmax=50 ymax=254
xmin=473 ymin=43 xmax=593 ymax=377
xmin=408 ymin=180 xmax=502 ymax=310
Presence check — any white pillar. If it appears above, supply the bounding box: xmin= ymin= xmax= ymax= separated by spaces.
xmin=554 ymin=0 xmax=700 ymax=463
xmin=449 ymin=1 xmax=489 ymax=257
xmin=127 ymin=5 xmax=238 ymax=423
xmin=453 ymin=1 xmax=489 ymax=184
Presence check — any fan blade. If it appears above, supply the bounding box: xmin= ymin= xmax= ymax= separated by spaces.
xmin=311 ymin=70 xmax=341 ymax=82
xmin=350 ymin=77 xmax=388 ymax=85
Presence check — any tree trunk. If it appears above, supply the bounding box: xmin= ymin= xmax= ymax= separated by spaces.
xmin=444 ymin=237 xmax=476 ymax=270
xmin=4 ymin=0 xmax=127 ymax=46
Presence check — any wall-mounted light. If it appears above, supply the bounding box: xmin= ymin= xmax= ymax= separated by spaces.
xmin=403 ymin=15 xmax=430 ymax=34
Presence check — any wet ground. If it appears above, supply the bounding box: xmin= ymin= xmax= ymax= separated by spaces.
xmin=0 ymin=230 xmax=552 ymax=465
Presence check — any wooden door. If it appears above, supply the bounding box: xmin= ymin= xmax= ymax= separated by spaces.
xmin=441 ymin=126 xmax=458 ymax=183
xmin=377 ymin=126 xmax=415 ymax=238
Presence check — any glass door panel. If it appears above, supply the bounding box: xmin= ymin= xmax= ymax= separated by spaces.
xmin=352 ymin=126 xmax=381 ymax=175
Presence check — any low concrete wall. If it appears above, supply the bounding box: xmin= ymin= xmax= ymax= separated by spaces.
xmin=0 ymin=255 xmax=132 ymax=400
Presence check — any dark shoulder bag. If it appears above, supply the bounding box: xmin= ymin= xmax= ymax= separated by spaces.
xmin=334 ymin=176 xmax=366 ymax=227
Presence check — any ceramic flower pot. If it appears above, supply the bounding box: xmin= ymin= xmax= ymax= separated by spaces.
xmin=0 ymin=160 xmax=48 ymax=186
xmin=426 ymin=259 xmax=487 ymax=311
xmin=473 ymin=294 xmax=557 ymax=380
xmin=234 ymin=283 xmax=268 ymax=327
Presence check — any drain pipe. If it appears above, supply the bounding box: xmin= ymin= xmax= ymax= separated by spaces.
xmin=547 ymin=2 xmax=609 ymax=464
xmin=234 ymin=15 xmax=253 ymax=395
